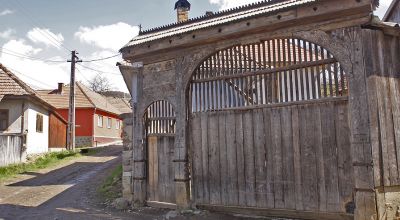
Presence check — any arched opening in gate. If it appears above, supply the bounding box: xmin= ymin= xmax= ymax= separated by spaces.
xmin=143 ymin=100 xmax=176 ymax=205
xmin=189 ymin=38 xmax=348 ymax=112
xmin=187 ymin=38 xmax=354 ymax=216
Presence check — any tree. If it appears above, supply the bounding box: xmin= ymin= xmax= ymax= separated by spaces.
xmin=87 ymin=73 xmax=113 ymax=93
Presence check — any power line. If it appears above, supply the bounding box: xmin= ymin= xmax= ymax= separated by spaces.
xmin=81 ymin=53 xmax=121 ymax=62
xmin=8 ymin=0 xmax=72 ymax=53
xmin=0 ymin=49 xmax=66 ymax=63
xmin=77 ymin=63 xmax=122 ymax=76
xmin=6 ymin=66 xmax=54 ymax=89
xmin=75 ymin=67 xmax=90 ymax=83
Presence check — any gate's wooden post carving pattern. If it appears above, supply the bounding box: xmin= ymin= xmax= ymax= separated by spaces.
xmin=132 ymin=66 xmax=147 ymax=207
xmin=174 ymin=55 xmax=191 ymax=208
xmin=344 ymin=26 xmax=377 ymax=220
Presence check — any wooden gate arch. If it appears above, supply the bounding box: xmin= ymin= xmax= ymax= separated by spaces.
xmin=144 ymin=100 xmax=176 ymax=206
xmin=187 ymin=37 xmax=355 ymax=218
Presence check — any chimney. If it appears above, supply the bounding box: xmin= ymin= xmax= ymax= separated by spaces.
xmin=175 ymin=0 xmax=191 ymax=23
xmin=58 ymin=83 xmax=64 ymax=94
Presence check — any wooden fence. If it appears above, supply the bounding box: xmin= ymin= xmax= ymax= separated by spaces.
xmin=0 ymin=134 xmax=25 ymax=167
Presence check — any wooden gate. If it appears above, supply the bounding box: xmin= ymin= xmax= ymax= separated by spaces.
xmin=188 ymin=38 xmax=354 ymax=219
xmin=144 ymin=100 xmax=176 ymax=205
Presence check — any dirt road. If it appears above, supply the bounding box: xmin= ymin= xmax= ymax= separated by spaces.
xmin=0 ymin=145 xmax=281 ymax=220
xmin=0 ymin=145 xmax=132 ymax=220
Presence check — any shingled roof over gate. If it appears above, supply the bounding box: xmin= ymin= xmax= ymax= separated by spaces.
xmin=121 ymin=0 xmax=379 ymax=49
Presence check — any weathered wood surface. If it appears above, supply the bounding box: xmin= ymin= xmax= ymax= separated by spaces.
xmin=144 ymin=100 xmax=177 ymax=205
xmin=147 ymin=135 xmax=176 ymax=204
xmin=368 ymin=76 xmax=400 ymax=187
xmin=0 ymin=134 xmax=23 ymax=167
xmin=190 ymin=99 xmax=353 ymax=216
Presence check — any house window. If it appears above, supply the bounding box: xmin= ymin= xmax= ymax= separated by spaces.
xmin=97 ymin=115 xmax=103 ymax=127
xmin=0 ymin=110 xmax=9 ymax=131
xmin=107 ymin=118 xmax=112 ymax=129
xmin=116 ymin=120 xmax=121 ymax=130
xmin=36 ymin=114 xmax=43 ymax=133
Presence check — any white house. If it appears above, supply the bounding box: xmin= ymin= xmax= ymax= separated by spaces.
xmin=0 ymin=64 xmax=67 ymax=159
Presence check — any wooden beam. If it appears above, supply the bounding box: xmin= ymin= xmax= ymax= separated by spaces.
xmin=197 ymin=204 xmax=354 ymax=220
xmin=191 ymin=58 xmax=337 ymax=83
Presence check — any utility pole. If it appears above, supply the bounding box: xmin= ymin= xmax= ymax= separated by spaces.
xmin=67 ymin=51 xmax=82 ymax=151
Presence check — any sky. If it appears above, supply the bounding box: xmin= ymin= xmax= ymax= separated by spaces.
xmin=0 ymin=0 xmax=394 ymax=93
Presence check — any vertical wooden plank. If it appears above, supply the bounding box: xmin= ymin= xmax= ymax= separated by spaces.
xmin=271 ymin=108 xmax=284 ymax=208
xmin=200 ymin=112 xmax=210 ymax=203
xmin=321 ymin=102 xmax=341 ymax=212
xmin=159 ymin=136 xmax=168 ymax=202
xmin=148 ymin=136 xmax=155 ymax=201
xmin=389 ymin=78 xmax=400 ymax=184
xmin=263 ymin=108 xmax=275 ymax=208
xmin=218 ymin=112 xmax=228 ymax=205
xmin=299 ymin=105 xmax=318 ymax=211
xmin=191 ymin=114 xmax=204 ymax=204
xmin=168 ymin=136 xmax=176 ymax=203
xmin=209 ymin=113 xmax=221 ymax=204
xmin=291 ymin=106 xmax=304 ymax=210
xmin=376 ymin=77 xmax=391 ymax=186
xmin=253 ymin=109 xmax=267 ymax=208
xmin=243 ymin=110 xmax=256 ymax=207
xmin=235 ymin=112 xmax=246 ymax=206
xmin=303 ymin=40 xmax=310 ymax=100
xmin=382 ymin=77 xmax=399 ymax=185
xmin=335 ymin=102 xmax=354 ymax=209
xmin=225 ymin=111 xmax=239 ymax=206
xmin=281 ymin=107 xmax=296 ymax=210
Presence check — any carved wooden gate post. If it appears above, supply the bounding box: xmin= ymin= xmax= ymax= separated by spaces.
xmin=173 ymin=56 xmax=191 ymax=208
xmin=345 ymin=27 xmax=377 ymax=220
xmin=131 ymin=64 xmax=147 ymax=207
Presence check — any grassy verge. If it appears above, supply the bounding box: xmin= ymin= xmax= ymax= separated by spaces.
xmin=0 ymin=150 xmax=88 ymax=181
xmin=98 ymin=164 xmax=122 ymax=202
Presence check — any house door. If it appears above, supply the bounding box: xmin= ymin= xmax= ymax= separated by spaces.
xmin=144 ymin=100 xmax=176 ymax=205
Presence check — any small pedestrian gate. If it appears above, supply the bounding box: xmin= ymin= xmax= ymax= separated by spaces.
xmin=188 ymin=38 xmax=354 ymax=217
xmin=144 ymin=100 xmax=176 ymax=205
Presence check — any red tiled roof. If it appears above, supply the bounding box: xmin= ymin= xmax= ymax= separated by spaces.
xmin=37 ymin=82 xmax=122 ymax=116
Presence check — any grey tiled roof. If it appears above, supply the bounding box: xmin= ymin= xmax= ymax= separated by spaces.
xmin=121 ymin=0 xmax=319 ymax=49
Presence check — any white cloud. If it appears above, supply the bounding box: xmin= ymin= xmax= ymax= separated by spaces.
xmin=0 ymin=9 xmax=14 ymax=16
xmin=77 ymin=50 xmax=127 ymax=92
xmin=209 ymin=0 xmax=259 ymax=10
xmin=0 ymin=29 xmax=16 ymax=39
xmin=27 ymin=28 xmax=65 ymax=49
xmin=74 ymin=22 xmax=139 ymax=51
xmin=0 ymin=40 xmax=69 ymax=90
xmin=3 ymin=39 xmax=42 ymax=56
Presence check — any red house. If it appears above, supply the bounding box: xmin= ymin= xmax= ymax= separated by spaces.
xmin=38 ymin=82 xmax=129 ymax=147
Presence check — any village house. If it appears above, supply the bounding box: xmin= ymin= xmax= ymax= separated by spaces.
xmin=37 ymin=82 xmax=124 ymax=147
xmin=0 ymin=64 xmax=67 ymax=166
xmin=118 ymin=0 xmax=400 ymax=219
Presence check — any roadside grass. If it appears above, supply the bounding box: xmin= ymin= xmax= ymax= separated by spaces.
xmin=0 ymin=149 xmax=101 ymax=181
xmin=98 ymin=164 xmax=122 ymax=202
